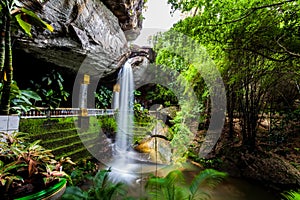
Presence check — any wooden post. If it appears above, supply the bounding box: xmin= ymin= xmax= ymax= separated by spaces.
xmin=79 ymin=74 xmax=90 ymax=131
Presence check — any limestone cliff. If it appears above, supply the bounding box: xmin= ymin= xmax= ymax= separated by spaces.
xmin=101 ymin=0 xmax=144 ymax=41
xmin=14 ymin=0 xmax=145 ymax=77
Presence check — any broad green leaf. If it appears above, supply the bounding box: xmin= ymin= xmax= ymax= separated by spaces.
xmin=21 ymin=90 xmax=42 ymax=101
xmin=19 ymin=96 xmax=32 ymax=104
xmin=15 ymin=14 xmax=32 ymax=37
xmin=21 ymin=8 xmax=54 ymax=32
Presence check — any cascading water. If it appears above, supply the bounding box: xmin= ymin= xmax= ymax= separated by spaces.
xmin=114 ymin=60 xmax=134 ymax=153
xmin=109 ymin=58 xmax=138 ymax=184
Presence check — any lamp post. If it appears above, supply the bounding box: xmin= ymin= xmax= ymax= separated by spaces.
xmin=78 ymin=74 xmax=90 ymax=131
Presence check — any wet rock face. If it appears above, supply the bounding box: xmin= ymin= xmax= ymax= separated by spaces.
xmin=134 ymin=121 xmax=172 ymax=165
xmin=14 ymin=0 xmax=130 ymax=77
xmin=101 ymin=0 xmax=144 ymax=41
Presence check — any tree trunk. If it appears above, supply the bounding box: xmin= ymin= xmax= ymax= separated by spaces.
xmin=0 ymin=14 xmax=12 ymax=115
xmin=227 ymin=85 xmax=236 ymax=138
xmin=0 ymin=15 xmax=6 ymax=81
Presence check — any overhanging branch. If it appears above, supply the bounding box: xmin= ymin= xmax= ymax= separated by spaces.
xmin=206 ymin=0 xmax=297 ymax=26
xmin=225 ymin=47 xmax=291 ymax=62
xmin=276 ymin=35 xmax=300 ymax=58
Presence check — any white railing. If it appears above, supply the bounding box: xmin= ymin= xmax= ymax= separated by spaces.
xmin=19 ymin=108 xmax=115 ymax=119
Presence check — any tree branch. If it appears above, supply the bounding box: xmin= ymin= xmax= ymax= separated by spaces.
xmin=250 ymin=0 xmax=296 ymax=10
xmin=276 ymin=35 xmax=300 ymax=58
xmin=206 ymin=0 xmax=297 ymax=26
xmin=225 ymin=47 xmax=291 ymax=62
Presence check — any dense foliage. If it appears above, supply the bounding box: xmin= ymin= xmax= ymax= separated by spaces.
xmin=153 ymin=0 xmax=300 ymax=153
xmin=0 ymin=0 xmax=53 ymax=114
xmin=95 ymin=86 xmax=113 ymax=109
xmin=30 ymin=70 xmax=69 ymax=109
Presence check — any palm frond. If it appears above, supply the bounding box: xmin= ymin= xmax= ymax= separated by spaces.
xmin=93 ymin=167 xmax=111 ymax=189
xmin=103 ymin=182 xmax=126 ymax=200
xmin=189 ymin=169 xmax=227 ymax=199
xmin=145 ymin=176 xmax=167 ymax=200
xmin=165 ymin=169 xmax=186 ymax=186
xmin=282 ymin=190 xmax=300 ymax=200
xmin=61 ymin=186 xmax=88 ymax=200
xmin=145 ymin=170 xmax=188 ymax=200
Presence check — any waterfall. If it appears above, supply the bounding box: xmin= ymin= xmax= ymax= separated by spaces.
xmin=113 ymin=58 xmax=134 ymax=154
xmin=109 ymin=58 xmax=137 ymax=184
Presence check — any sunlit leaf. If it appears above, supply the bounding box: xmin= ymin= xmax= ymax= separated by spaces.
xmin=15 ymin=14 xmax=32 ymax=37
xmin=21 ymin=8 xmax=54 ymax=32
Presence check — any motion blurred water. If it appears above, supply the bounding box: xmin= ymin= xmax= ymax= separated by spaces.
xmin=113 ymin=58 xmax=135 ymax=154
xmin=110 ymin=58 xmax=138 ymax=184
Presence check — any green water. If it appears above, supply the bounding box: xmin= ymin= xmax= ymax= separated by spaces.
xmin=123 ymin=163 xmax=281 ymax=200
xmin=208 ymin=177 xmax=280 ymax=200
xmin=182 ymin=167 xmax=280 ymax=200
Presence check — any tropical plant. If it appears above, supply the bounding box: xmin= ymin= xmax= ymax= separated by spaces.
xmin=282 ymin=190 xmax=300 ymax=200
xmin=12 ymin=139 xmax=55 ymax=177
xmin=67 ymin=159 xmax=97 ymax=186
xmin=0 ymin=131 xmax=26 ymax=147
xmin=69 ymin=168 xmax=87 ymax=187
xmin=145 ymin=168 xmax=227 ymax=200
xmin=0 ymin=160 xmax=26 ymax=192
xmin=98 ymin=116 xmax=117 ymax=139
xmin=0 ymin=131 xmax=70 ymax=199
xmin=0 ymin=80 xmax=42 ymax=114
xmin=0 ymin=0 xmax=53 ymax=114
xmin=61 ymin=167 xmax=127 ymax=200
xmin=30 ymin=69 xmax=69 ymax=109
xmin=95 ymin=86 xmax=113 ymax=109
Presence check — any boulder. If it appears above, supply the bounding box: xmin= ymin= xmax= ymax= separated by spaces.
xmin=160 ymin=106 xmax=178 ymax=119
xmin=134 ymin=136 xmax=172 ymax=165
xmin=217 ymin=147 xmax=300 ymax=191
xmin=134 ymin=121 xmax=172 ymax=165
xmin=240 ymin=151 xmax=300 ymax=191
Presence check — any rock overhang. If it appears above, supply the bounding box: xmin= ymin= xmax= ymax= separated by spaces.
xmin=14 ymin=0 xmax=146 ymax=78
